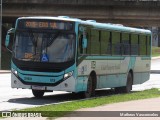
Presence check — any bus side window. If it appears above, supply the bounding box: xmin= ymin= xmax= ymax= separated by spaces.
xmin=139 ymin=35 xmax=147 ymax=56
xmin=131 ymin=34 xmax=138 ymax=55
xmin=90 ymin=29 xmax=100 ymax=54
xmin=100 ymin=30 xmax=110 ymax=55
xmin=122 ymin=33 xmax=130 ymax=55
xmin=147 ymin=35 xmax=151 ymax=56
xmin=112 ymin=32 xmax=120 ymax=55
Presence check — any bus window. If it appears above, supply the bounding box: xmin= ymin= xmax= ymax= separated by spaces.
xmin=131 ymin=34 xmax=139 ymax=55
xmin=140 ymin=35 xmax=147 ymax=55
xmin=147 ymin=35 xmax=151 ymax=56
xmin=86 ymin=27 xmax=91 ymax=54
xmin=122 ymin=33 xmax=130 ymax=55
xmin=78 ymin=34 xmax=83 ymax=54
xmin=90 ymin=29 xmax=100 ymax=54
xmin=100 ymin=31 xmax=110 ymax=55
xmin=112 ymin=32 xmax=120 ymax=55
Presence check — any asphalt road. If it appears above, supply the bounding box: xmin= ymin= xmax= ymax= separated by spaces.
xmin=151 ymin=58 xmax=160 ymax=71
xmin=0 ymin=58 xmax=160 ymax=111
xmin=0 ymin=74 xmax=80 ymax=111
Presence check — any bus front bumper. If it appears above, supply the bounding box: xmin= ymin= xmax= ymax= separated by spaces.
xmin=11 ymin=72 xmax=76 ymax=92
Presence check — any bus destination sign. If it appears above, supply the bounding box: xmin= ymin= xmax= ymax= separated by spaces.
xmin=17 ymin=19 xmax=73 ymax=30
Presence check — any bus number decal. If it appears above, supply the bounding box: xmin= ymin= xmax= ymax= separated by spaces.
xmin=24 ymin=53 xmax=33 ymax=59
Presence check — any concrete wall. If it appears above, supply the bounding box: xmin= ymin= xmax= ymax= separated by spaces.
xmin=3 ymin=0 xmax=160 ymax=47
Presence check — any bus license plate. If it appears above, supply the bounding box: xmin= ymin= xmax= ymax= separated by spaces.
xmin=32 ymin=86 xmax=45 ymax=90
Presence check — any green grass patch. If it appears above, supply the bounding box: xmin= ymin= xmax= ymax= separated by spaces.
xmin=152 ymin=46 xmax=160 ymax=57
xmin=19 ymin=89 xmax=160 ymax=117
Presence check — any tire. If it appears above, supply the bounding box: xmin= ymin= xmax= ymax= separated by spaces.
xmin=115 ymin=87 xmax=125 ymax=93
xmin=83 ymin=75 xmax=96 ymax=98
xmin=115 ymin=72 xmax=133 ymax=93
xmin=125 ymin=72 xmax=133 ymax=93
xmin=32 ymin=90 xmax=45 ymax=98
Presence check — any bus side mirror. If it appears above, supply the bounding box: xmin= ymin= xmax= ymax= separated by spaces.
xmin=5 ymin=34 xmax=10 ymax=47
xmin=82 ymin=38 xmax=87 ymax=48
xmin=8 ymin=28 xmax=15 ymax=33
xmin=5 ymin=28 xmax=15 ymax=52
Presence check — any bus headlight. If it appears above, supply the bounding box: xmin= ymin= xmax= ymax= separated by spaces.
xmin=64 ymin=71 xmax=73 ymax=80
xmin=12 ymin=68 xmax=18 ymax=75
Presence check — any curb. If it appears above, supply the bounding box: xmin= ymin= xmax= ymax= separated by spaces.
xmin=152 ymin=57 xmax=160 ymax=60
xmin=0 ymin=70 xmax=11 ymax=74
xmin=150 ymin=70 xmax=160 ymax=74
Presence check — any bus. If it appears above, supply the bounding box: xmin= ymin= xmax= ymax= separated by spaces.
xmin=5 ymin=16 xmax=151 ymax=98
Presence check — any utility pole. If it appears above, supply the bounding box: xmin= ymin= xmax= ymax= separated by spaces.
xmin=0 ymin=0 xmax=2 ymax=69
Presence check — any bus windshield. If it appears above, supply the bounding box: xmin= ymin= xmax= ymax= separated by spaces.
xmin=13 ymin=30 xmax=75 ymax=63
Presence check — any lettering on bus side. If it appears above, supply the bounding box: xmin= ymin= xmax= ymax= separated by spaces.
xmin=101 ymin=64 xmax=120 ymax=71
xmin=91 ymin=61 xmax=96 ymax=69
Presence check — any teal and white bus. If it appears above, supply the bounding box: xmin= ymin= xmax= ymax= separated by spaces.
xmin=5 ymin=16 xmax=151 ymax=98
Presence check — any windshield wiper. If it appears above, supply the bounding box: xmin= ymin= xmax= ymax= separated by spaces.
xmin=46 ymin=31 xmax=60 ymax=47
xmin=28 ymin=29 xmax=37 ymax=47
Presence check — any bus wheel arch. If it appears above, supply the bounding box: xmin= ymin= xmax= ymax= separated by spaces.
xmin=115 ymin=70 xmax=133 ymax=93
xmin=126 ymin=70 xmax=133 ymax=93
xmin=83 ymin=71 xmax=97 ymax=98
xmin=129 ymin=69 xmax=134 ymax=84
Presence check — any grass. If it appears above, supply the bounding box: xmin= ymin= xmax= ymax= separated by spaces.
xmin=17 ymin=89 xmax=160 ymax=117
xmin=152 ymin=46 xmax=160 ymax=57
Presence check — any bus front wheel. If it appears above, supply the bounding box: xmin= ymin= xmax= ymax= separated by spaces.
xmin=83 ymin=75 xmax=96 ymax=98
xmin=32 ymin=90 xmax=45 ymax=98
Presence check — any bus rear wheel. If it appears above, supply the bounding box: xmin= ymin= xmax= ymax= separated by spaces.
xmin=115 ymin=72 xmax=133 ymax=93
xmin=32 ymin=90 xmax=45 ymax=98
xmin=125 ymin=72 xmax=133 ymax=93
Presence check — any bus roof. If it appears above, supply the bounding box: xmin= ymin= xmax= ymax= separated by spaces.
xmin=80 ymin=21 xmax=151 ymax=35
xmin=17 ymin=16 xmax=82 ymax=22
xmin=17 ymin=16 xmax=151 ymax=35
